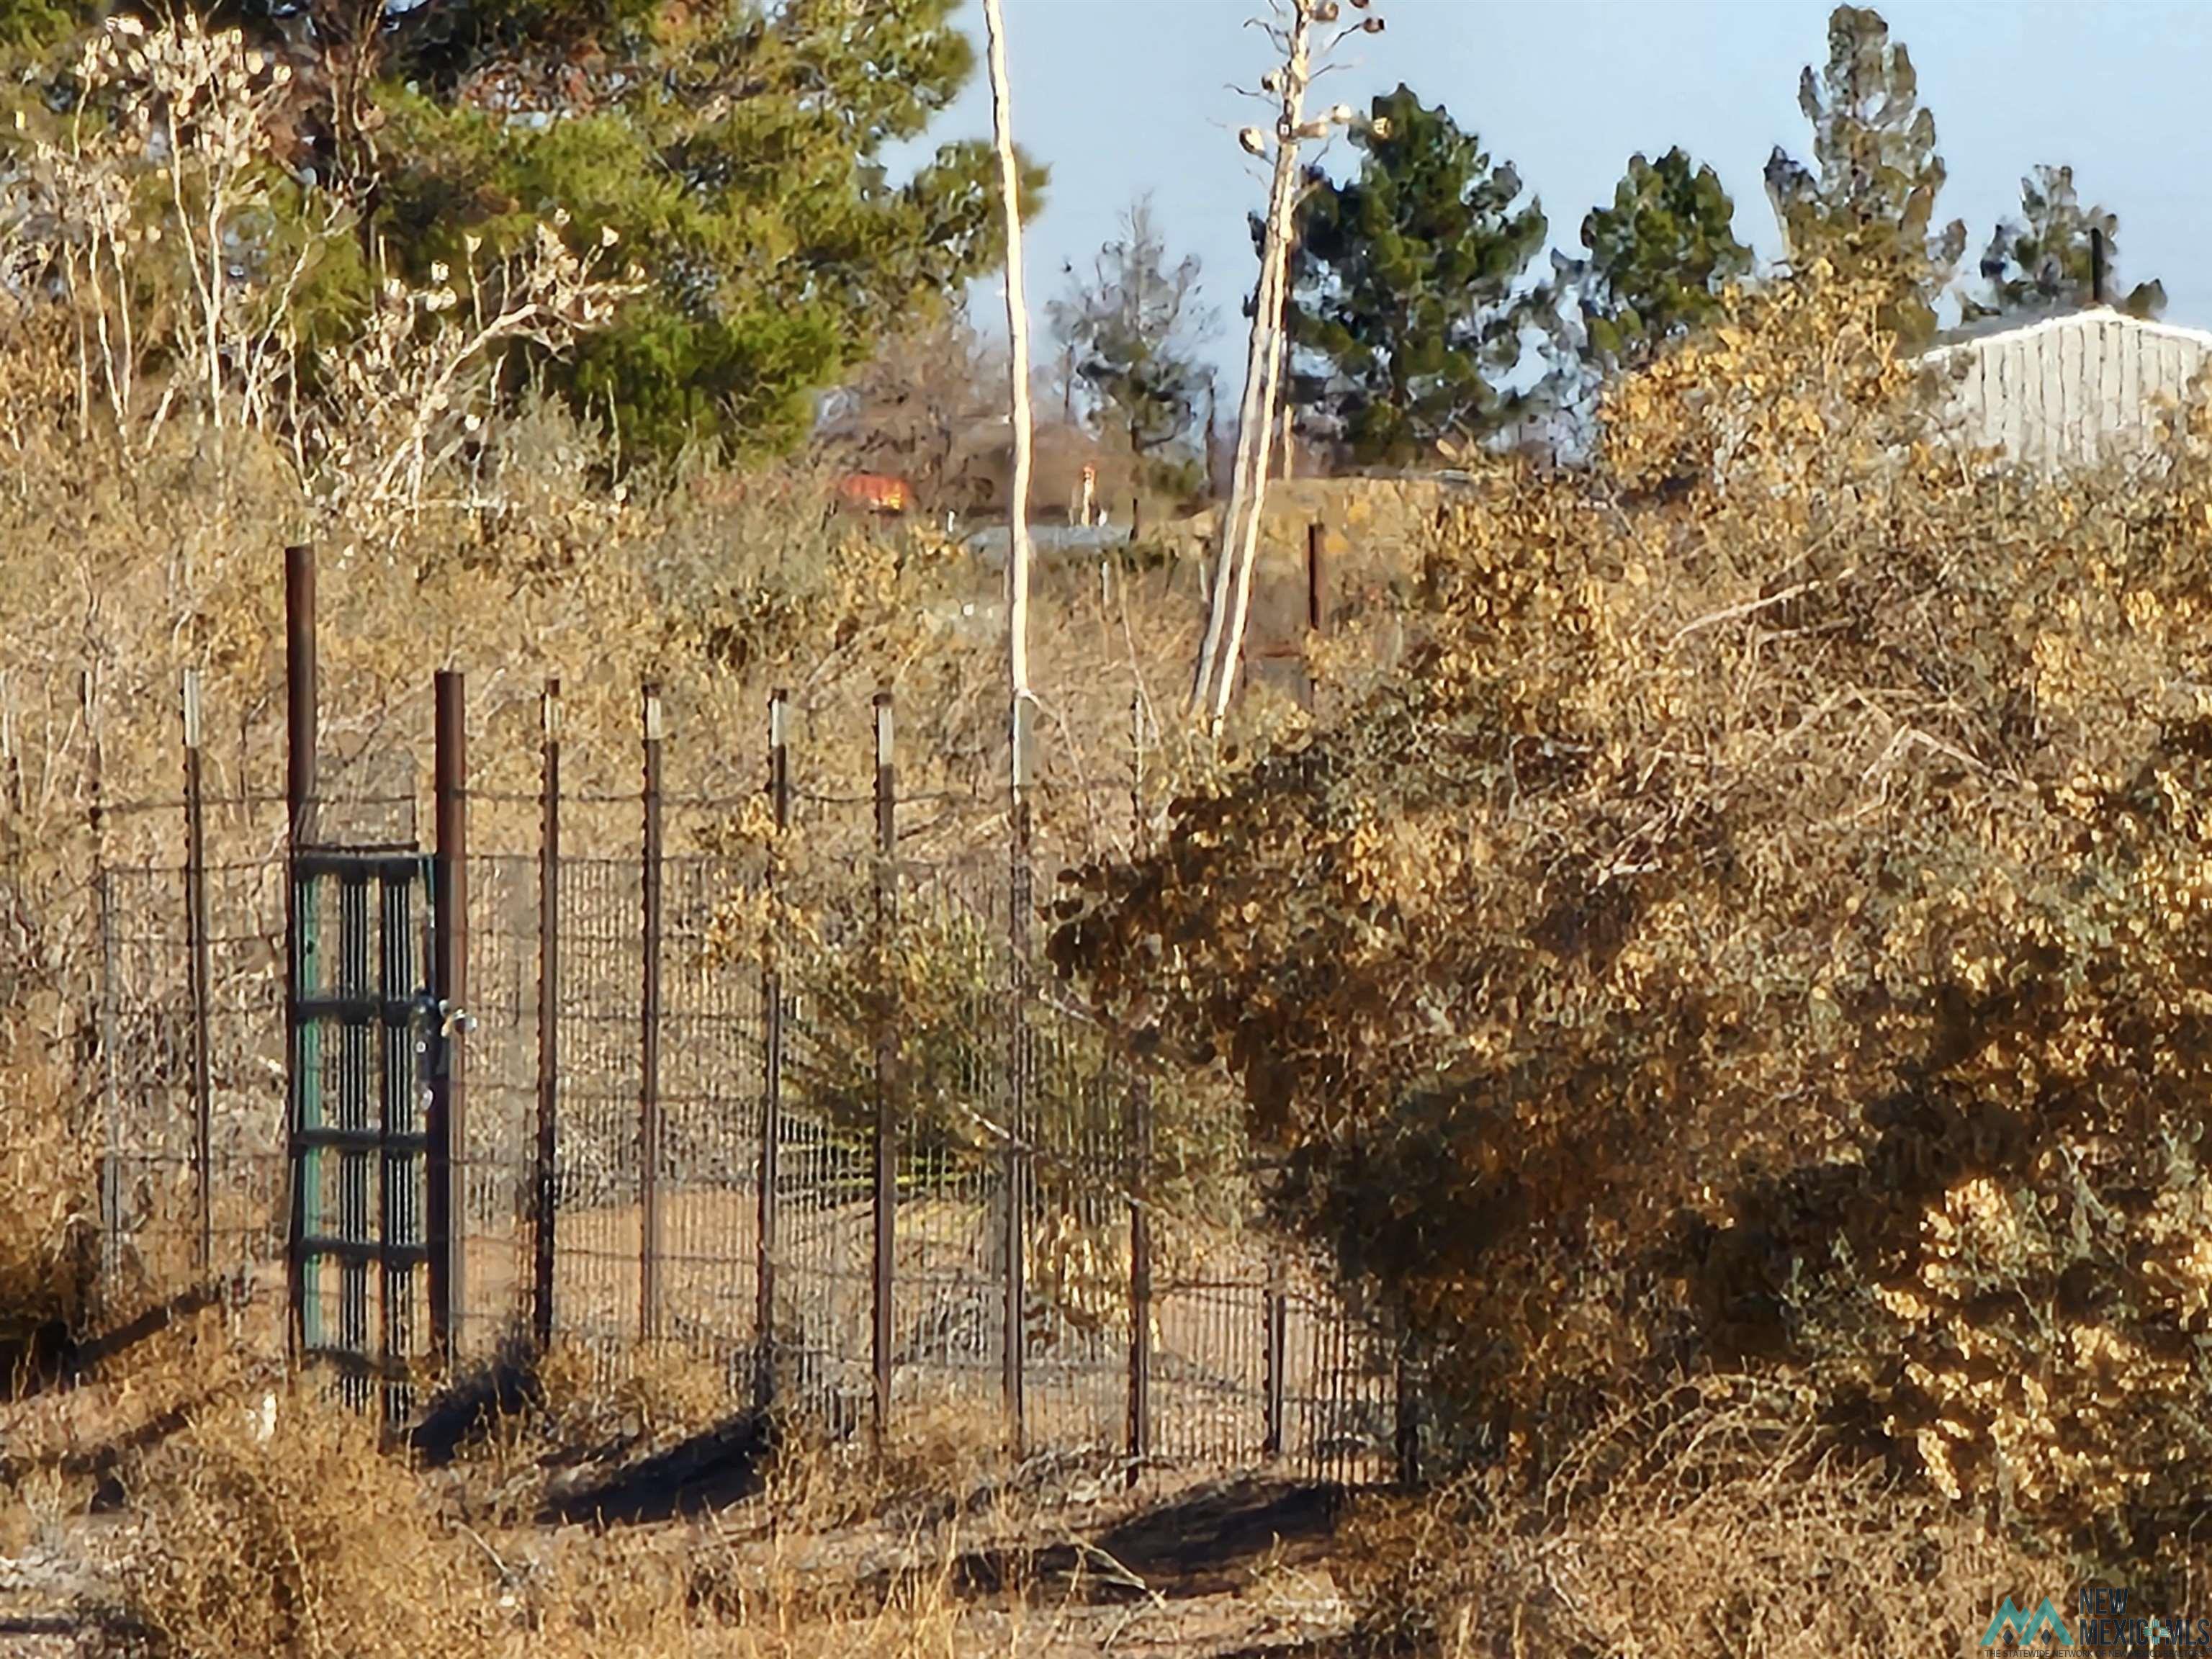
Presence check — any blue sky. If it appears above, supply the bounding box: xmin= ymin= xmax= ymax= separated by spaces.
xmin=912 ymin=1 xmax=2212 ymax=385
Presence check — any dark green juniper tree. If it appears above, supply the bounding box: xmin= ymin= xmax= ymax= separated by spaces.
xmin=1272 ymin=84 xmax=1552 ymax=467
xmin=2 ymin=0 xmax=1040 ymax=464
xmin=1969 ymin=164 xmax=2164 ymax=320
xmin=1763 ymin=4 xmax=1964 ymax=345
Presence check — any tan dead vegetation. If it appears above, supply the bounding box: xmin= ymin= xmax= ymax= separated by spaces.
xmin=0 ymin=19 xmax=2158 ymax=1652
xmin=10 ymin=1289 xmax=2077 ymax=1659
xmin=0 ymin=1077 xmax=99 ymax=1399
xmin=1340 ymin=1382 xmax=2046 ymax=1659
xmin=0 ymin=1307 xmax=1365 ymax=1658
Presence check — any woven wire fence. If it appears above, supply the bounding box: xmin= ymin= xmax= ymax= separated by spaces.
xmin=91 ymin=744 xmax=1410 ymax=1483
xmin=97 ymin=856 xmax=288 ymax=1296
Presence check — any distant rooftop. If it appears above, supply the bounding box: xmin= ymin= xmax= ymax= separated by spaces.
xmin=1917 ymin=303 xmax=2212 ymax=361
xmin=1914 ymin=302 xmax=2212 ymax=469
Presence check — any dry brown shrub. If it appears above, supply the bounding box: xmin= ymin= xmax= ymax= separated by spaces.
xmin=104 ymin=1384 xmax=498 ymax=1659
xmin=416 ymin=1336 xmax=745 ymax=1529
xmin=507 ymin=1516 xmax=992 ymax=1659
xmin=1344 ymin=1385 xmax=2041 ymax=1659
xmin=4 ymin=1295 xmax=269 ymax=1474
xmin=763 ymin=1394 xmax=1015 ymax=1534
xmin=0 ymin=1070 xmax=99 ymax=1377
xmin=423 ymin=1370 xmax=1040 ymax=1655
xmin=534 ymin=1339 xmax=734 ymax=1449
xmin=80 ymin=1344 xmax=1013 ymax=1657
xmin=1053 ymin=271 xmax=2212 ymax=1551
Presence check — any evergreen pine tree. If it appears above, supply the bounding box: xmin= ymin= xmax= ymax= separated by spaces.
xmin=1 ymin=0 xmax=1038 ymax=463
xmin=1971 ymin=164 xmax=2164 ymax=320
xmin=1274 ymin=84 xmax=1550 ymax=467
xmin=1762 ymin=4 xmax=1964 ymax=344
xmin=1565 ymin=148 xmax=1753 ymax=369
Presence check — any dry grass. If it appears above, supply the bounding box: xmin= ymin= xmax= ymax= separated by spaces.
xmin=0 ymin=1080 xmax=2056 ymax=1659
xmin=1340 ymin=1382 xmax=2049 ymax=1659
xmin=7 ymin=1297 xmax=2093 ymax=1659
xmin=53 ymin=1337 xmax=1079 ymax=1658
xmin=100 ymin=1385 xmax=498 ymax=1659
xmin=0 ymin=1037 xmax=102 ymax=1385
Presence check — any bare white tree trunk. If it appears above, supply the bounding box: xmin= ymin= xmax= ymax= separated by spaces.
xmin=984 ymin=0 xmax=1034 ymax=717
xmin=1203 ymin=14 xmax=1300 ymax=725
xmin=1190 ymin=1 xmax=1311 ymax=719
xmin=1207 ymin=202 xmax=1298 ymax=730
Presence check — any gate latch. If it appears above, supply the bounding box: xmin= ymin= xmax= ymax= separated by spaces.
xmin=410 ymin=990 xmax=475 ymax=1040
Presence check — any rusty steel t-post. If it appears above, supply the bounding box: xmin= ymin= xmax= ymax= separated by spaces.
xmin=871 ymin=691 xmax=896 ymax=1449
xmin=755 ymin=688 xmax=791 ymax=1410
xmin=181 ymin=670 xmax=214 ymax=1280
xmin=1126 ymin=1068 xmax=1153 ymax=1488
xmin=285 ymin=545 xmax=319 ymax=848
xmin=1124 ymin=697 xmax=1151 ymax=1485
xmin=282 ymin=545 xmax=319 ymax=1361
xmin=1004 ymin=694 xmax=1033 ymax=1455
xmin=531 ymin=678 xmax=561 ymax=1352
xmin=429 ymin=669 xmax=469 ymax=1362
xmin=1264 ymin=1258 xmax=1287 ymax=1462
xmin=639 ymin=684 xmax=665 ymax=1344
xmin=1305 ymin=521 xmax=1328 ymax=636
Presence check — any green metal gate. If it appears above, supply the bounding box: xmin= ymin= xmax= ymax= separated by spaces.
xmin=287 ymin=849 xmax=441 ymax=1413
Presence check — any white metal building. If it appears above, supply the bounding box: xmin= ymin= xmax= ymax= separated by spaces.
xmin=1915 ymin=308 xmax=2212 ymax=469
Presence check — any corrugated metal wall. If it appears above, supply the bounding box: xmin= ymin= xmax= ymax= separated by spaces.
xmin=1922 ymin=313 xmax=2212 ymax=469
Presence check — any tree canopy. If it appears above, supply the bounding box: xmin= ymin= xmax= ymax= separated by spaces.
xmin=1563 ymin=147 xmax=1753 ymax=369
xmin=1048 ymin=197 xmax=1215 ymax=475
xmin=0 ymin=0 xmax=1040 ymax=464
xmin=1970 ymin=163 xmax=2164 ymax=320
xmin=1274 ymin=84 xmax=1551 ymax=466
xmin=1763 ymin=4 xmax=1963 ymax=343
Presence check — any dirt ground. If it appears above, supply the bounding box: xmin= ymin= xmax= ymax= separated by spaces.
xmin=0 ymin=1285 xmax=1376 ymax=1658
xmin=0 ymin=1470 xmax=1366 ymax=1658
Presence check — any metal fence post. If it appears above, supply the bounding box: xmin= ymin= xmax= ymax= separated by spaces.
xmin=284 ymin=544 xmax=319 ymax=1362
xmin=1125 ymin=692 xmax=1151 ymax=1488
xmin=181 ymin=670 xmax=214 ymax=1282
xmin=639 ymin=683 xmax=665 ymax=1344
xmin=335 ymin=861 xmax=372 ymax=1406
xmin=1126 ymin=1067 xmax=1152 ymax=1488
xmin=429 ymin=669 xmax=467 ymax=1362
xmin=1303 ymin=521 xmax=1327 ymax=714
xmin=1264 ymin=1257 xmax=1287 ymax=1462
xmin=1396 ymin=1345 xmax=1421 ymax=1485
xmin=1306 ymin=521 xmax=1328 ymax=635
xmin=755 ymin=688 xmax=790 ymax=1410
xmin=871 ymin=689 xmax=896 ymax=1449
xmin=286 ymin=547 xmax=319 ymax=845
xmin=0 ymin=673 xmax=19 ymax=819
xmin=377 ymin=863 xmax=418 ymax=1421
xmin=95 ymin=849 xmax=122 ymax=1295
xmin=532 ymin=678 xmax=561 ymax=1352
xmin=1004 ymin=694 xmax=1033 ymax=1456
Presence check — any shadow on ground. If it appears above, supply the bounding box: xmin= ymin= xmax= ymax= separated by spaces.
xmin=0 ymin=1278 xmax=241 ymax=1404
xmin=887 ymin=1477 xmax=1349 ymax=1606
xmin=539 ymin=1411 xmax=775 ymax=1526
xmin=406 ymin=1345 xmax=777 ymax=1527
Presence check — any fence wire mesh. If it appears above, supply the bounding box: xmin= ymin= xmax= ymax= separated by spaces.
xmin=97 ymin=860 xmax=288 ymax=1295
xmin=91 ymin=719 xmax=1411 ymax=1484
